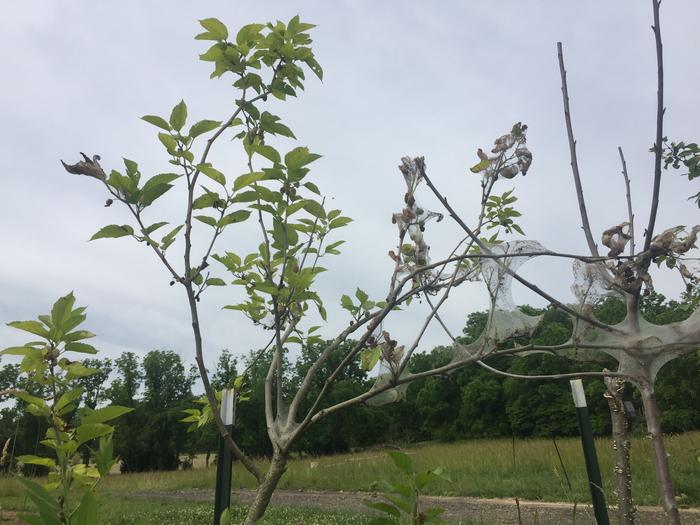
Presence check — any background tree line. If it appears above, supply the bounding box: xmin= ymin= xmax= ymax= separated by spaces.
xmin=2 ymin=292 xmax=698 ymax=473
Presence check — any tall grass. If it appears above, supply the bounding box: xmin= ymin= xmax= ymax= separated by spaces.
xmin=3 ymin=432 xmax=699 ymax=507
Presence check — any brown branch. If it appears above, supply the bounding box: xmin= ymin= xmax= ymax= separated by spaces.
xmin=186 ymin=286 xmax=263 ymax=483
xmin=557 ymin=42 xmax=599 ymax=257
xmin=643 ymin=0 xmax=665 ymax=254
xmin=475 ymin=359 xmax=629 ymax=382
xmin=310 ymin=347 xmax=627 ymax=424
xmin=618 ymin=147 xmax=636 ymax=256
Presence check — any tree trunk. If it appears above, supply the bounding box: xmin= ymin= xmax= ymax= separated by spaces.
xmin=604 ymin=376 xmax=635 ymax=524
xmin=243 ymin=451 xmax=288 ymax=525
xmin=639 ymin=381 xmax=681 ymax=524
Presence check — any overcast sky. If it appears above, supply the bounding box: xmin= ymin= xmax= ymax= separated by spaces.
xmin=1 ymin=1 xmax=699 ymax=380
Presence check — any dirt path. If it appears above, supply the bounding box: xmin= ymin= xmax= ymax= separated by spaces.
xmin=129 ymin=488 xmax=700 ymax=524
xmin=0 ymin=511 xmax=21 ymax=525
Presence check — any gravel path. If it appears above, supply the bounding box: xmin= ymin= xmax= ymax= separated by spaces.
xmin=129 ymin=488 xmax=700 ymax=524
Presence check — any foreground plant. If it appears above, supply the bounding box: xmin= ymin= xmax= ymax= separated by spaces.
xmin=364 ymin=451 xmax=451 ymax=525
xmin=1 ymin=293 xmax=132 ymax=525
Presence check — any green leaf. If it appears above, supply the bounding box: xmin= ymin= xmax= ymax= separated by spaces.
xmin=198 ymin=18 xmax=229 ymax=41
xmin=260 ymin=111 xmax=296 ymax=139
xmin=236 ymin=23 xmax=264 ymax=46
xmin=141 ymin=115 xmax=171 ymax=131
xmin=285 ymin=147 xmax=321 ymax=170
xmin=76 ymin=423 xmax=113 ymax=446
xmin=303 ymin=200 xmax=326 ymax=219
xmin=143 ymin=222 xmax=169 ymax=235
xmin=470 ymin=159 xmax=490 ymax=173
xmin=198 ymin=163 xmax=227 ymax=185
xmin=340 ymin=294 xmax=354 ymax=311
xmin=158 ymin=132 xmax=178 ymax=153
xmin=64 ymin=342 xmax=97 ymax=354
xmin=189 ymin=119 xmax=222 ymax=138
xmin=16 ymin=476 xmax=60 ymax=519
xmin=305 ymin=56 xmax=323 ymax=81
xmin=161 ymin=224 xmax=184 ymax=251
xmin=169 ymin=100 xmax=188 ymax=131
xmin=361 ymin=346 xmax=381 ymax=371
xmin=64 ymin=361 xmax=99 ymax=379
xmin=219 ymin=210 xmax=251 ymax=227
xmin=233 ymin=171 xmax=266 ymax=191
xmin=56 ymin=388 xmax=83 ymax=411
xmin=7 ymin=320 xmax=49 ymax=338
xmin=82 ymin=405 xmax=134 ymax=425
xmin=17 ymin=455 xmax=55 ymax=470
xmin=324 ymin=240 xmax=345 ymax=255
xmin=364 ymin=501 xmax=401 ymax=518
xmin=253 ymin=144 xmax=281 ymax=164
xmin=72 ymin=489 xmax=99 ymax=525
xmin=430 ymin=467 xmax=452 ymax=483
xmin=142 ymin=173 xmax=180 ymax=193
xmin=195 ymin=215 xmax=218 ymax=227
xmin=50 ymin=292 xmax=76 ymax=333
xmin=64 ymin=330 xmax=96 ymax=342
xmin=304 ymin=181 xmax=320 ymax=195
xmin=193 ymin=191 xmax=222 ymax=210
xmin=205 ymin=277 xmax=226 ymax=286
xmin=0 ymin=346 xmax=34 ymax=356
xmin=90 ymin=224 xmax=134 ymax=240
xmin=387 ymin=450 xmax=413 ymax=475
xmin=329 ymin=216 xmax=353 ymax=229
xmin=91 ymin=433 xmax=117 ymax=476
xmin=219 ymin=507 xmax=231 ymax=525
xmin=9 ymin=390 xmax=48 ymax=410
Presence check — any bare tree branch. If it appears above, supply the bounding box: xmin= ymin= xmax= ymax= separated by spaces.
xmin=557 ymin=42 xmax=599 ymax=257
xmin=475 ymin=359 xmax=628 ymax=382
xmin=618 ymin=147 xmax=636 ymax=256
xmin=643 ymin=0 xmax=665 ymax=254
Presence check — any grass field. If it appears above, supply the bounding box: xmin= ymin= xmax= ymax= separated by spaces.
xmin=100 ymin=432 xmax=700 ymax=506
xmin=1 ymin=432 xmax=699 ymax=521
xmin=0 ymin=494 xmax=487 ymax=524
xmin=0 ymin=497 xmax=378 ymax=525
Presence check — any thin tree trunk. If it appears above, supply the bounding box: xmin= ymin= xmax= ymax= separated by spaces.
xmin=604 ymin=376 xmax=635 ymax=524
xmin=243 ymin=451 xmax=288 ymax=525
xmin=639 ymin=381 xmax=680 ymax=524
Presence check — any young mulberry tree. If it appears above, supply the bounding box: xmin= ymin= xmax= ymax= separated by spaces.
xmin=61 ymin=4 xmax=697 ymax=523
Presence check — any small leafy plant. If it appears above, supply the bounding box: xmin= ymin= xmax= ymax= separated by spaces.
xmin=1 ymin=293 xmax=132 ymax=525
xmin=364 ymin=451 xmax=451 ymax=525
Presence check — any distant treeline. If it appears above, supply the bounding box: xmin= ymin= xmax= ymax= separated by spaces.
xmin=2 ymin=292 xmax=698 ymax=473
